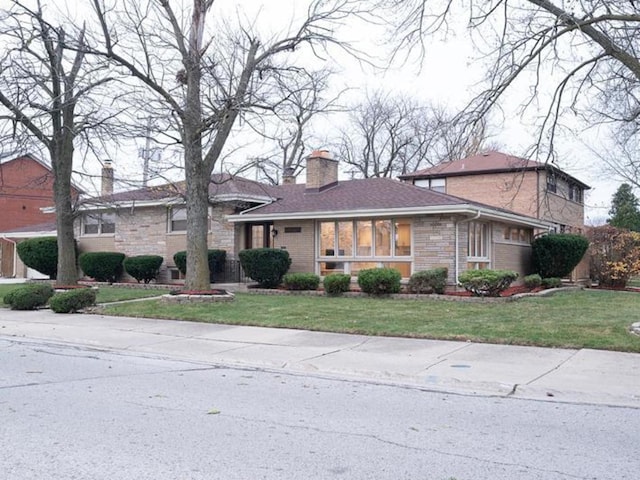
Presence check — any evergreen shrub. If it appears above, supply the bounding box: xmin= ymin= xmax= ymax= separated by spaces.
xmin=124 ymin=255 xmax=164 ymax=283
xmin=49 ymin=288 xmax=97 ymax=313
xmin=408 ymin=267 xmax=448 ymax=294
xmin=357 ymin=268 xmax=402 ymax=295
xmin=238 ymin=248 xmax=291 ymax=288
xmin=283 ymin=273 xmax=320 ymax=290
xmin=79 ymin=252 xmax=125 ymax=282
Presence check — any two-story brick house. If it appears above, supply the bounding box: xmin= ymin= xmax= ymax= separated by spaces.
xmin=0 ymin=155 xmax=80 ymax=278
xmin=399 ymin=150 xmax=591 ymax=280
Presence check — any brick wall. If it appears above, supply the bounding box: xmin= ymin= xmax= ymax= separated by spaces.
xmin=0 ymin=156 xmax=78 ymax=231
xmin=272 ymin=220 xmax=315 ymax=273
xmin=413 ymin=214 xmax=458 ymax=284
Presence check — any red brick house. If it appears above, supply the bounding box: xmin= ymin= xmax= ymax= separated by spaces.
xmin=0 ymin=155 xmax=80 ymax=277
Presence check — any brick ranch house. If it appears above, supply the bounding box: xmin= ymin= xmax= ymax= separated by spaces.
xmin=70 ymin=150 xmax=551 ymax=286
xmin=0 ymin=155 xmax=80 ymax=278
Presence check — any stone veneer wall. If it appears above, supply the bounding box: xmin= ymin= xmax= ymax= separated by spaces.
xmin=412 ymin=214 xmax=458 ymax=284
xmin=272 ymin=220 xmax=315 ymax=273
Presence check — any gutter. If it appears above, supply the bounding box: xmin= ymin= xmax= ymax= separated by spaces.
xmin=1 ymin=236 xmax=17 ymax=278
xmin=454 ymin=210 xmax=481 ymax=285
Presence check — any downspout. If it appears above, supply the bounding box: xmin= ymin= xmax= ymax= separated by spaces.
xmin=455 ymin=210 xmax=481 ymax=285
xmin=1 ymin=236 xmax=17 ymax=278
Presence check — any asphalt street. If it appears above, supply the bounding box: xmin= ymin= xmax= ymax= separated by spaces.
xmin=2 ymin=338 xmax=639 ymax=480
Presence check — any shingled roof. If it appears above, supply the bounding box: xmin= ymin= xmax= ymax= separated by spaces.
xmin=398 ymin=151 xmax=590 ymax=189
xmin=79 ymin=173 xmax=277 ymax=208
xmin=229 ymin=176 xmax=551 ymax=228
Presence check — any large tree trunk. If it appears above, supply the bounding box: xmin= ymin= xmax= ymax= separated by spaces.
xmin=51 ymin=145 xmax=78 ymax=286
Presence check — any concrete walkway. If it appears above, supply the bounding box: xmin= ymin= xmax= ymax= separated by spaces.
xmin=1 ymin=308 xmax=639 ymax=408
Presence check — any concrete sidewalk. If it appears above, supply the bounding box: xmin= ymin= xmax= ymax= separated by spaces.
xmin=1 ymin=308 xmax=639 ymax=408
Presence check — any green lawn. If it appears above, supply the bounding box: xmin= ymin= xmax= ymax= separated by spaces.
xmin=0 ymin=283 xmax=166 ymax=306
xmin=101 ymin=290 xmax=640 ymax=353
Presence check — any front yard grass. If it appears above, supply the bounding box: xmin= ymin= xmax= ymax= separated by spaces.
xmin=101 ymin=290 xmax=640 ymax=353
xmin=0 ymin=283 xmax=166 ymax=306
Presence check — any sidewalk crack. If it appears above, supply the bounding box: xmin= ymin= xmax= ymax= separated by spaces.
xmin=526 ymin=349 xmax=580 ymax=385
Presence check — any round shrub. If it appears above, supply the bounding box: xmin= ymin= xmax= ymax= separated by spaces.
xmin=16 ymin=237 xmax=59 ymax=279
xmin=79 ymin=251 xmax=125 ymax=282
xmin=532 ymin=234 xmax=589 ymax=278
xmin=49 ymin=288 xmax=97 ymax=313
xmin=283 ymin=273 xmax=320 ymax=291
xmin=541 ymin=277 xmax=562 ymax=288
xmin=173 ymin=249 xmax=227 ymax=282
xmin=238 ymin=248 xmax=291 ymax=288
xmin=357 ymin=268 xmax=401 ymax=295
xmin=323 ymin=274 xmax=351 ymax=296
xmin=408 ymin=267 xmax=448 ymax=294
xmin=124 ymin=255 xmax=164 ymax=283
xmin=458 ymin=269 xmax=518 ymax=297
xmin=523 ymin=273 xmax=542 ymax=289
xmin=4 ymin=284 xmax=54 ymax=310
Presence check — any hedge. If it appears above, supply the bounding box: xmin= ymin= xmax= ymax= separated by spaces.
xmin=16 ymin=237 xmax=59 ymax=279
xmin=357 ymin=268 xmax=401 ymax=295
xmin=323 ymin=274 xmax=351 ymax=296
xmin=458 ymin=269 xmax=518 ymax=297
xmin=283 ymin=273 xmax=320 ymax=291
xmin=79 ymin=251 xmax=125 ymax=282
xmin=4 ymin=284 xmax=54 ymax=310
xmin=238 ymin=248 xmax=291 ymax=288
xmin=408 ymin=267 xmax=448 ymax=294
xmin=49 ymin=288 xmax=97 ymax=313
xmin=124 ymin=255 xmax=164 ymax=283
xmin=531 ymin=234 xmax=589 ymax=278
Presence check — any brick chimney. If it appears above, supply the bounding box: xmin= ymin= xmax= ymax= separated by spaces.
xmin=306 ymin=149 xmax=338 ymax=192
xmin=282 ymin=166 xmax=296 ymax=185
xmin=101 ymin=160 xmax=114 ymax=196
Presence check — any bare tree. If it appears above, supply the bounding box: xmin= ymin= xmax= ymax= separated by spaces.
xmin=334 ymin=92 xmax=491 ymax=178
xmin=254 ymin=68 xmax=343 ymax=185
xmin=0 ymin=1 xmax=118 ymax=285
xmin=377 ymin=1 xmax=640 ymax=162
xmin=85 ymin=0 xmax=360 ymax=290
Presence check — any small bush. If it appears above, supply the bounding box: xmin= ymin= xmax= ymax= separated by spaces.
xmin=49 ymin=288 xmax=97 ymax=313
xmin=16 ymin=237 xmax=59 ymax=279
xmin=79 ymin=252 xmax=125 ymax=282
xmin=173 ymin=249 xmax=227 ymax=282
xmin=588 ymin=225 xmax=640 ymax=288
xmin=4 ymin=284 xmax=54 ymax=310
xmin=283 ymin=273 xmax=320 ymax=291
xmin=541 ymin=277 xmax=562 ymax=288
xmin=408 ymin=267 xmax=448 ymax=294
xmin=357 ymin=268 xmax=402 ymax=295
xmin=124 ymin=255 xmax=164 ymax=283
xmin=523 ymin=274 xmax=542 ymax=289
xmin=458 ymin=269 xmax=519 ymax=297
xmin=238 ymin=248 xmax=291 ymax=288
xmin=323 ymin=274 xmax=351 ymax=296
xmin=532 ymin=234 xmax=589 ymax=278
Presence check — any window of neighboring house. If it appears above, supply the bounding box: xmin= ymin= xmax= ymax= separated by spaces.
xmin=245 ymin=222 xmax=274 ymax=249
xmin=568 ymin=184 xmax=583 ymax=204
xmin=83 ymin=212 xmax=115 ymax=235
xmin=546 ymin=174 xmax=557 ymax=193
xmin=169 ymin=207 xmax=187 ymax=232
xmin=319 ymin=219 xmax=412 ymax=277
xmin=503 ymin=226 xmax=532 ymax=244
xmin=414 ymin=178 xmax=446 ymax=193
xmin=467 ymin=221 xmax=490 ymax=269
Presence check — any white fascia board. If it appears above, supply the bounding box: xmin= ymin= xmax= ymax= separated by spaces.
xmin=2 ymin=230 xmax=57 ymax=239
xmin=210 ymin=194 xmax=274 ymax=203
xmin=226 ymin=204 xmax=552 ymax=229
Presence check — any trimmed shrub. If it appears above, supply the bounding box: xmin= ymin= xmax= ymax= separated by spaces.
xmin=79 ymin=251 xmax=125 ymax=282
xmin=523 ymin=273 xmax=542 ymax=289
xmin=323 ymin=274 xmax=351 ymax=296
xmin=283 ymin=273 xmax=320 ymax=291
xmin=541 ymin=277 xmax=562 ymax=288
xmin=4 ymin=284 xmax=54 ymax=310
xmin=124 ymin=255 xmax=164 ymax=283
xmin=173 ymin=249 xmax=227 ymax=282
xmin=357 ymin=268 xmax=402 ymax=295
xmin=588 ymin=225 xmax=640 ymax=288
xmin=16 ymin=237 xmax=59 ymax=279
xmin=238 ymin=248 xmax=292 ymax=288
xmin=408 ymin=267 xmax=448 ymax=294
xmin=532 ymin=234 xmax=589 ymax=278
xmin=49 ymin=288 xmax=97 ymax=313
xmin=458 ymin=269 xmax=519 ymax=297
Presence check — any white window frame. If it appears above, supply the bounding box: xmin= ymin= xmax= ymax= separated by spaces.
xmin=467 ymin=221 xmax=490 ymax=268
xmin=168 ymin=206 xmax=187 ymax=233
xmin=82 ymin=212 xmax=115 ymax=236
